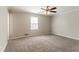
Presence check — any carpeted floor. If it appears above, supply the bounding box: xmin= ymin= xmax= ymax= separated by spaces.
xmin=4 ymin=35 xmax=79 ymax=52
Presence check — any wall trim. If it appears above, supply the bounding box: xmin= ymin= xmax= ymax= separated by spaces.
xmin=9 ymin=35 xmax=26 ymax=39
xmin=52 ymin=33 xmax=79 ymax=40
xmin=0 ymin=40 xmax=8 ymax=52
xmin=9 ymin=34 xmax=51 ymax=39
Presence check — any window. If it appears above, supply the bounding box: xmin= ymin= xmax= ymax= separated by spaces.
xmin=31 ymin=16 xmax=38 ymax=30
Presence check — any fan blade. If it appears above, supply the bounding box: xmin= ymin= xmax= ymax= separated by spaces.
xmin=41 ymin=8 xmax=46 ymax=10
xmin=50 ymin=11 xmax=56 ymax=13
xmin=39 ymin=11 xmax=45 ymax=13
xmin=50 ymin=7 xmax=57 ymax=10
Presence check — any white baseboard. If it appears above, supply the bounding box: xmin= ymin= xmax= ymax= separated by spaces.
xmin=52 ymin=33 xmax=79 ymax=40
xmin=0 ymin=40 xmax=8 ymax=52
xmin=9 ymin=36 xmax=26 ymax=39
xmin=9 ymin=34 xmax=51 ymax=39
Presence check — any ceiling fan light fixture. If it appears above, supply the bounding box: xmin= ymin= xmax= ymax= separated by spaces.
xmin=41 ymin=6 xmax=57 ymax=15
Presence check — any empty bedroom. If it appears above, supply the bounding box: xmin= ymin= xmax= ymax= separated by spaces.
xmin=1 ymin=6 xmax=79 ymax=52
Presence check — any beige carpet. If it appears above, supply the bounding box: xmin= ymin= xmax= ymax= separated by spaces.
xmin=5 ymin=35 xmax=79 ymax=52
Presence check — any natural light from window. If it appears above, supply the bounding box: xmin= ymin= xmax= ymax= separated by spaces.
xmin=31 ymin=16 xmax=38 ymax=30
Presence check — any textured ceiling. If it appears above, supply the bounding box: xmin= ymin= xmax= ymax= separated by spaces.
xmin=8 ymin=6 xmax=79 ymax=16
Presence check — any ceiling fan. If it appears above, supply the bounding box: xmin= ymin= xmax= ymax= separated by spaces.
xmin=41 ymin=6 xmax=57 ymax=15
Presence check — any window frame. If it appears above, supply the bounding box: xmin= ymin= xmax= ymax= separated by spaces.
xmin=30 ymin=16 xmax=38 ymax=30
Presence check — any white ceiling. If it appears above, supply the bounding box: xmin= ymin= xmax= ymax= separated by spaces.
xmin=8 ymin=6 xmax=79 ymax=16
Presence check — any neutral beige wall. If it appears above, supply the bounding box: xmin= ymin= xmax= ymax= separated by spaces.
xmin=51 ymin=10 xmax=79 ymax=40
xmin=9 ymin=12 xmax=51 ymax=39
xmin=0 ymin=7 xmax=8 ymax=51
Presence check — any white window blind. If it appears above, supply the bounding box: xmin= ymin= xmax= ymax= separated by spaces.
xmin=31 ymin=16 xmax=38 ymax=30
